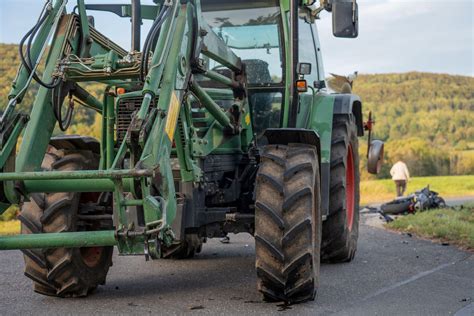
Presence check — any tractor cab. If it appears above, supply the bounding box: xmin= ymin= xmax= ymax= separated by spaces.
xmin=200 ymin=0 xmax=359 ymax=138
xmin=201 ymin=0 xmax=283 ymax=139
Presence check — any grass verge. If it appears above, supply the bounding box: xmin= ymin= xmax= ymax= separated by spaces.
xmin=361 ymin=175 xmax=474 ymax=205
xmin=0 ymin=220 xmax=20 ymax=235
xmin=387 ymin=204 xmax=474 ymax=251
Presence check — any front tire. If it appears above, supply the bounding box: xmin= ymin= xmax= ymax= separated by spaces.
xmin=19 ymin=147 xmax=113 ymax=297
xmin=255 ymin=143 xmax=321 ymax=303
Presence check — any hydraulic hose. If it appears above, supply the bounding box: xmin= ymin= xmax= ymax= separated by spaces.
xmin=140 ymin=6 xmax=166 ymax=80
xmin=139 ymin=6 xmax=167 ymax=81
xmin=18 ymin=0 xmax=71 ymax=129
xmin=52 ymin=82 xmax=75 ymax=131
xmin=19 ymin=3 xmax=60 ymax=89
xmin=26 ymin=11 xmax=60 ymax=88
xmin=139 ymin=5 xmax=171 ymax=82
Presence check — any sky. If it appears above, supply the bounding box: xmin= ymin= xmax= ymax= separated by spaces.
xmin=0 ymin=0 xmax=472 ymax=77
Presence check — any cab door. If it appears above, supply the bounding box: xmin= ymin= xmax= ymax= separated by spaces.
xmin=295 ymin=17 xmax=321 ymax=128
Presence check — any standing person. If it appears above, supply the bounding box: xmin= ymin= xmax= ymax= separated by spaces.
xmin=390 ymin=161 xmax=410 ymax=197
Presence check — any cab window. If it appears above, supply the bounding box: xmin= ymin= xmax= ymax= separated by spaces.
xmin=298 ymin=18 xmax=319 ymax=88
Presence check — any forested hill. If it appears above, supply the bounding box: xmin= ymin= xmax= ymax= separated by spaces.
xmin=353 ymin=72 xmax=473 ymax=178
xmin=0 ymin=43 xmax=473 ymax=177
xmin=353 ymin=72 xmax=473 ymax=147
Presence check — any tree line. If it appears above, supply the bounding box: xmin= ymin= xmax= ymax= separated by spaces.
xmin=354 ymin=72 xmax=473 ymax=179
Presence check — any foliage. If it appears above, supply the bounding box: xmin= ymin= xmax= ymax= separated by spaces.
xmin=387 ymin=205 xmax=474 ymax=250
xmin=0 ymin=43 xmax=105 ymax=140
xmin=354 ymin=72 xmax=473 ymax=145
xmin=360 ymin=175 xmax=474 ymax=205
xmin=0 ymin=205 xmax=18 ymax=221
xmin=353 ymin=72 xmax=474 ymax=179
xmin=0 ymin=220 xmax=20 ymax=235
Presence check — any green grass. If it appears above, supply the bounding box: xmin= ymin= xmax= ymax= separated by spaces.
xmin=361 ymin=175 xmax=474 ymax=205
xmin=0 ymin=220 xmax=20 ymax=235
xmin=387 ymin=204 xmax=474 ymax=250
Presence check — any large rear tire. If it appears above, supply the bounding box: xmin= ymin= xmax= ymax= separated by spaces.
xmin=321 ymin=114 xmax=360 ymax=263
xmin=19 ymin=147 xmax=113 ymax=297
xmin=255 ymin=143 xmax=321 ymax=303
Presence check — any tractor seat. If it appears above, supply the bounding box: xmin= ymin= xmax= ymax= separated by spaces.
xmin=242 ymin=59 xmax=272 ymax=85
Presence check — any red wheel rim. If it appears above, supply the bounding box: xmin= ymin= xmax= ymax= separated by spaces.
xmin=80 ymin=247 xmax=104 ymax=268
xmin=346 ymin=144 xmax=355 ymax=231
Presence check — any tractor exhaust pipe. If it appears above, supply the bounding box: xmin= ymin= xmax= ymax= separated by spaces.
xmin=131 ymin=0 xmax=141 ymax=51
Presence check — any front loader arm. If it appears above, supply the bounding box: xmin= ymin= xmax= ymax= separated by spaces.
xmin=0 ymin=0 xmax=250 ymax=258
xmin=113 ymin=1 xmax=248 ymax=256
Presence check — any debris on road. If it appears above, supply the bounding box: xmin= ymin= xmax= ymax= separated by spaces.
xmin=189 ymin=305 xmax=205 ymax=310
xmin=219 ymin=236 xmax=230 ymax=244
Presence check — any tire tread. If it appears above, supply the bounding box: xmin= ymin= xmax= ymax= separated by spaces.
xmin=255 ymin=144 xmax=321 ymax=303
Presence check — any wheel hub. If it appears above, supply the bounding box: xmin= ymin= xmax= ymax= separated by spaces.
xmin=80 ymin=247 xmax=104 ymax=268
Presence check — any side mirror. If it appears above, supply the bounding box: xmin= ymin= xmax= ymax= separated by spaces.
xmin=314 ymin=80 xmax=326 ymax=89
xmin=332 ymin=0 xmax=358 ymax=38
xmin=367 ymin=140 xmax=384 ymax=174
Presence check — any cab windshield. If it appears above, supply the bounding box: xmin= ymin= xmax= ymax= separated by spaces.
xmin=202 ymin=1 xmax=283 ymax=85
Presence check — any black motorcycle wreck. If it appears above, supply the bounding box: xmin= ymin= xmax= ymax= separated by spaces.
xmin=381 ymin=186 xmax=447 ymax=215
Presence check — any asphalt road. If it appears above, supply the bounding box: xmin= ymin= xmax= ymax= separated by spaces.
xmin=0 ymin=215 xmax=473 ymax=315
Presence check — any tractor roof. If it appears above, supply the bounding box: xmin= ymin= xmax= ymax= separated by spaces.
xmin=201 ymin=0 xmax=279 ymax=12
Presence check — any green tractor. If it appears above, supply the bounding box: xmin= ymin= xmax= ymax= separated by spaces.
xmin=0 ymin=0 xmax=383 ymax=303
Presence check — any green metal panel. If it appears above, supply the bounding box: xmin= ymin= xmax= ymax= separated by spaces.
xmin=308 ymin=93 xmax=335 ymax=163
xmin=296 ymin=92 xmax=314 ymax=128
xmin=280 ymin=2 xmax=291 ymax=127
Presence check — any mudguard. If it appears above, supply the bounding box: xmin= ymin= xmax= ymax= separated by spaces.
xmin=332 ymin=94 xmax=364 ymax=136
xmin=49 ymin=135 xmax=101 ymax=154
xmin=263 ymin=128 xmax=321 ymax=160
